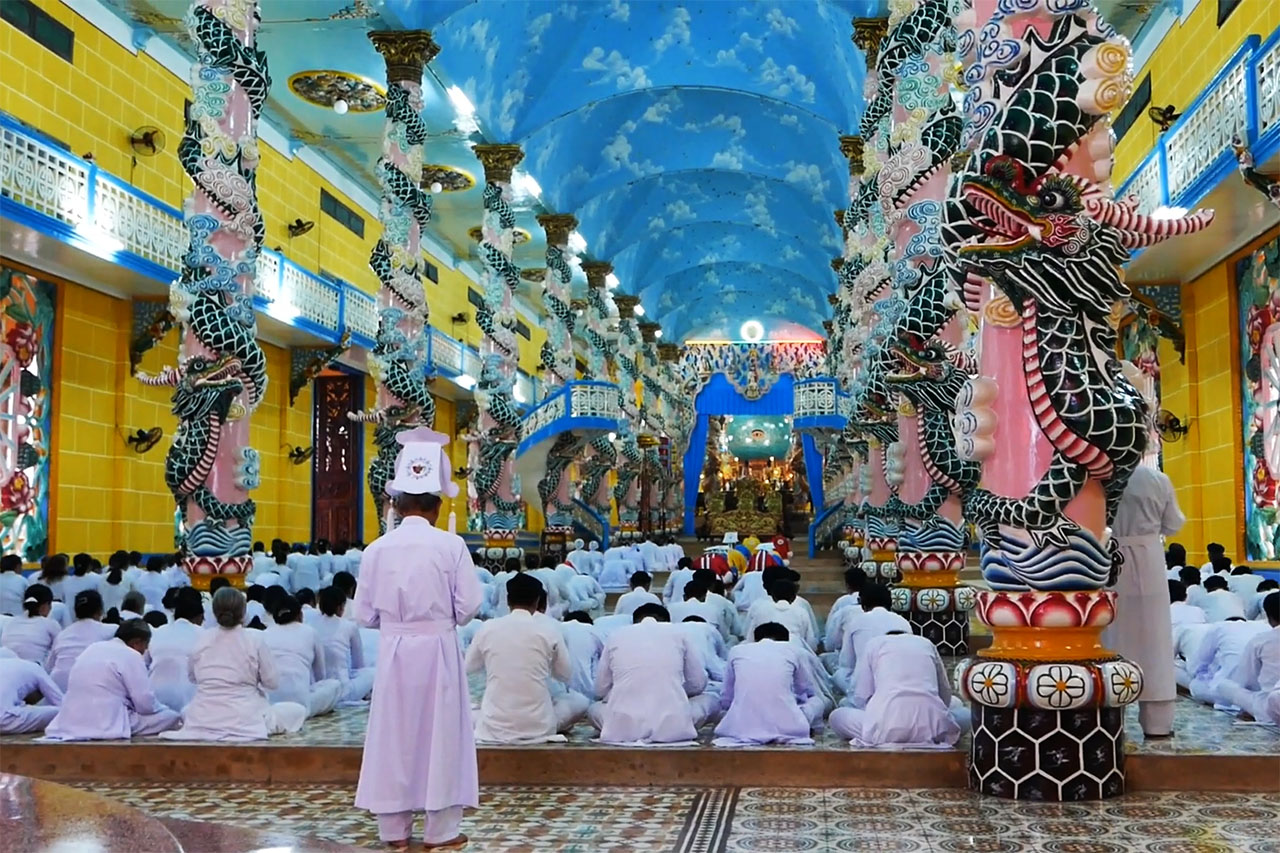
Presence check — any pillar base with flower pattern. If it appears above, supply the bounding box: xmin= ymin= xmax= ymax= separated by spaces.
xmin=891 ymin=549 xmax=973 ymax=655
xmin=955 ymin=590 xmax=1143 ymax=800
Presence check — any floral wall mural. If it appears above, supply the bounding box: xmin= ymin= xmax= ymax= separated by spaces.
xmin=1238 ymin=238 xmax=1280 ymax=561
xmin=1 ymin=266 xmax=55 ymax=561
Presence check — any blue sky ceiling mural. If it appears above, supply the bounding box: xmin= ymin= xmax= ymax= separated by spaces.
xmin=106 ymin=0 xmax=887 ymax=339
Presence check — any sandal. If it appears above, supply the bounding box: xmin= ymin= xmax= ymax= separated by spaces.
xmin=424 ymin=834 xmax=468 ymax=850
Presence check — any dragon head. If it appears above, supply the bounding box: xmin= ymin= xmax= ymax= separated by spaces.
xmin=171 ymin=354 xmax=244 ymax=422
xmin=885 ymin=334 xmax=969 ymax=412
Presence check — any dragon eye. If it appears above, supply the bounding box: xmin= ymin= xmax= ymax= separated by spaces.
xmin=1039 ymin=189 xmax=1067 ymax=210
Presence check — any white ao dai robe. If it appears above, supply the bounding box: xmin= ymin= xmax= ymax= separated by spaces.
xmin=261 ymin=622 xmax=341 ymax=717
xmin=147 ymin=617 xmax=204 ymax=711
xmin=714 ymin=638 xmax=818 ymax=746
xmin=0 ymin=657 xmax=62 ymax=733
xmin=830 ymin=633 xmax=961 ymax=748
xmin=44 ymin=638 xmax=180 ymax=740
xmin=45 ymin=618 xmax=116 ymax=691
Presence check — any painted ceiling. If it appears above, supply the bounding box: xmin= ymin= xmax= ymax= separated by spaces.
xmin=103 ymin=0 xmax=1164 ymax=342
xmin=721 ymin=415 xmax=794 ymax=462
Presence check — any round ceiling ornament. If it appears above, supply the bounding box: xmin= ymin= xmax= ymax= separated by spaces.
xmin=740 ymin=320 xmax=765 ymax=342
xmin=422 ymin=164 xmax=477 ymax=192
xmin=288 ymin=71 xmax=386 ymax=112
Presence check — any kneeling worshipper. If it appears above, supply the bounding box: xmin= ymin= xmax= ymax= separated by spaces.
xmin=147 ymin=587 xmax=205 ymax=711
xmin=829 ymin=631 xmax=966 ymax=748
xmin=743 ymin=579 xmax=817 ymax=651
xmin=0 ymin=584 xmax=60 ymax=663
xmin=1247 ymin=580 xmax=1279 ymax=620
xmin=663 ymin=557 xmax=697 ymax=603
xmin=353 ymin=428 xmax=484 ymax=851
xmin=597 ymin=549 xmax=637 ymax=592
xmin=694 ymin=569 xmax=741 ymax=641
xmin=822 ymin=568 xmax=867 ymax=670
xmin=1183 ymin=618 xmax=1270 ymax=707
xmin=677 ymin=615 xmax=727 ymax=688
xmin=668 ymin=581 xmax=732 ymax=642
xmin=45 ymin=590 xmax=116 ymax=691
xmin=1102 ymin=462 xmax=1185 ymax=737
xmin=559 ymin=563 xmax=606 ymax=615
xmin=1169 ymin=580 xmax=1207 ymax=628
xmin=465 ymin=573 xmax=588 ymax=743
xmin=834 ymin=584 xmax=912 ymax=693
xmin=43 ymin=619 xmax=181 ymax=740
xmin=1216 ymin=593 xmax=1280 ymax=721
xmin=615 ymin=571 xmax=660 ymax=617
xmin=1200 ymin=575 xmax=1247 ymax=622
xmin=713 ymin=622 xmax=824 ymax=746
xmin=315 ymin=586 xmax=376 ymax=704
xmin=0 ymin=656 xmax=63 ymax=734
xmin=1228 ymin=566 xmax=1265 ymax=599
xmin=164 ymin=587 xmax=306 ymax=741
xmin=262 ymin=594 xmax=342 ymax=718
xmin=591 ymin=603 xmax=720 ymax=744
xmin=560 ymin=611 xmax=604 ymax=700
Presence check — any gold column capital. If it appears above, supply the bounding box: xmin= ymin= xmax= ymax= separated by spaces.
xmin=852 ymin=18 xmax=889 ymax=67
xmin=368 ymin=30 xmax=439 ymax=84
xmin=839 ymin=134 xmax=865 ymax=174
xmin=657 ymin=342 xmax=680 ymax=362
xmin=638 ymin=321 xmax=660 ymax=343
xmin=537 ymin=213 xmax=578 ymax=245
xmin=827 ymin=292 xmax=841 ymax=306
xmin=473 ymin=144 xmax=525 ymax=184
xmin=831 ymin=257 xmax=845 ymax=273
xmin=613 ymin=294 xmax=640 ymax=316
xmin=834 ymin=209 xmax=846 ymax=228
xmin=582 ymin=261 xmax=613 ymax=288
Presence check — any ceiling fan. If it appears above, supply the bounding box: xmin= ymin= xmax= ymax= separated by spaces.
xmin=284 ymin=444 xmax=315 ymax=466
xmin=1155 ymin=410 xmax=1190 ymax=442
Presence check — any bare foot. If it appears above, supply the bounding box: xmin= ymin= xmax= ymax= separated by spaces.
xmin=424 ymin=835 xmax=468 ymax=850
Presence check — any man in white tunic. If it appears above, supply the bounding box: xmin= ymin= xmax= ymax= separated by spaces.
xmin=663 ymin=558 xmax=697 ymax=603
xmin=668 ymin=581 xmax=731 ymax=641
xmin=713 ymin=623 xmax=822 ymax=746
xmin=744 ymin=580 xmax=817 ymax=651
xmin=147 ymin=588 xmax=206 ymax=712
xmin=834 ymin=585 xmax=912 ymax=694
xmin=829 ymin=632 xmax=965 ymax=748
xmin=1215 ymin=593 xmax=1279 ymax=720
xmin=354 ymin=429 xmax=483 ymax=850
xmin=1200 ymin=576 xmax=1247 ymax=622
xmin=614 ymin=571 xmax=660 ymax=617
xmin=44 ymin=620 xmax=181 ymax=740
xmin=0 ymin=656 xmax=62 ymax=733
xmin=1102 ymin=464 xmax=1185 ymax=737
xmin=591 ymin=603 xmax=718 ymax=743
xmin=465 ymin=573 xmax=588 ymax=743
xmin=560 ymin=612 xmax=605 ymax=699
xmin=314 ymin=586 xmax=375 ymax=704
xmin=1184 ymin=618 xmax=1270 ymax=706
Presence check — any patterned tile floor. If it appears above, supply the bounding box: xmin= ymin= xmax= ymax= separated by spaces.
xmin=72 ymin=783 xmax=1278 ymax=852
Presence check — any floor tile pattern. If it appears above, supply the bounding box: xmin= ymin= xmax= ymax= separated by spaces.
xmin=71 ymin=783 xmax=1277 ymax=852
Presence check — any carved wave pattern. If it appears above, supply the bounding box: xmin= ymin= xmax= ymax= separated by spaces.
xmin=186 ymin=519 xmax=253 ymax=558
xmin=900 ymin=520 xmax=965 ymax=551
xmin=980 ymin=528 xmax=1111 ymax=591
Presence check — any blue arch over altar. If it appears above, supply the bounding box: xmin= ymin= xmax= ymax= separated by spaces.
xmin=682 ymin=373 xmax=824 ymax=534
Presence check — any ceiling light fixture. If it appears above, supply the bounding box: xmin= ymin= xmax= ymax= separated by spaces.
xmin=605 ymin=273 xmax=620 ymax=289
xmin=607 ymin=432 xmax=617 ymax=442
xmin=1151 ymin=205 xmax=1188 ymax=220
xmin=333 ymin=98 xmax=349 ymax=115
xmin=654 ymin=329 xmax=663 ymax=339
xmin=568 ymin=231 xmax=588 ymax=253
xmin=740 ymin=320 xmax=765 ymax=342
xmin=633 ymin=304 xmax=644 ymax=316
xmin=429 ymin=181 xmax=443 ymax=193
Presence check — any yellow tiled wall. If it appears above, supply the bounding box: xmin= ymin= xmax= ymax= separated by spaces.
xmin=1157 ymin=227 xmax=1280 ymax=566
xmin=51 ymin=278 xmax=313 ymax=555
xmin=1114 ymin=0 xmax=1280 ymax=185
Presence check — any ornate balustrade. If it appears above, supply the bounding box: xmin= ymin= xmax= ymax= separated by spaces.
xmin=516 ymin=380 xmax=621 ymax=456
xmin=1117 ymin=26 xmax=1279 ymax=211
xmin=792 ymin=376 xmax=847 ymax=431
xmin=0 ymin=113 xmax=541 ymax=399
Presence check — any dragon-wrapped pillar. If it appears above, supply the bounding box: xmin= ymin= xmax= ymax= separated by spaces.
xmin=946 ymin=0 xmax=1213 ymax=800
xmin=577 ymin=261 xmax=619 ymax=534
xmin=610 ymin=294 xmax=644 ymax=543
xmin=872 ymin=0 xmax=975 ymax=654
xmin=471 ymin=144 xmax=527 ymax=564
xmin=349 ymin=31 xmax=438 ymax=535
xmin=139 ymin=0 xmax=271 ymax=588
xmin=533 ymin=212 xmax=581 ymax=560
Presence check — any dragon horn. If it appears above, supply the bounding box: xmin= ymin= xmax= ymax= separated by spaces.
xmin=1115 ymin=209 xmax=1216 ymax=248
xmin=137 ymin=366 xmax=182 ymax=386
xmin=347 ymin=409 xmax=385 ymax=424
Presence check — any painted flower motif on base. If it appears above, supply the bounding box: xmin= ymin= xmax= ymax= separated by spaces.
xmin=1099 ymin=660 xmax=1144 ymax=707
xmin=1028 ymin=663 xmax=1094 ymax=711
xmin=966 ymin=660 xmax=1016 ymax=708
xmin=917 ymin=587 xmax=950 ymax=612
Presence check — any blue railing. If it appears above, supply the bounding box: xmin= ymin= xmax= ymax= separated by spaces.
xmin=0 ymin=112 xmax=543 ymax=401
xmin=516 ymin=380 xmax=621 ymax=456
xmin=571 ymin=498 xmax=610 ymax=551
xmin=807 ymin=501 xmax=845 ymax=559
xmin=1116 ymin=26 xmax=1280 ymax=213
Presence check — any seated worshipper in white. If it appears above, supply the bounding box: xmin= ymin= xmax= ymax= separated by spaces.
xmin=694 ymin=569 xmax=741 ymax=641
xmin=591 ymin=612 xmax=633 ymax=642
xmin=1183 ymin=617 xmax=1270 ymax=707
xmin=1169 ymin=580 xmax=1207 ymax=629
xmin=1199 ymin=543 xmax=1226 ymax=578
xmin=743 ymin=579 xmax=817 ymax=651
xmin=0 ymin=554 xmax=27 ymax=616
xmin=1216 ymin=593 xmax=1280 ymax=722
xmin=62 ymin=558 xmax=103 ymax=602
xmin=829 ymin=631 xmax=966 ymax=748
xmin=564 ymin=539 xmax=590 ymax=575
xmin=296 ymin=588 xmax=322 ymax=627
xmin=1165 ymin=543 xmax=1188 ymax=581
xmin=261 ymin=594 xmax=342 ymax=718
xmin=290 ymin=551 xmax=324 ymax=597
xmin=43 ymin=619 xmax=181 ymax=740
xmin=472 ymin=556 xmax=497 ymax=619
xmin=822 ymin=568 xmax=867 ymax=671
xmin=146 ymin=588 xmax=205 ymax=712
xmin=583 ymin=540 xmax=605 ymax=577
xmin=669 ymin=581 xmax=733 ymax=642
xmin=1180 ymin=566 xmax=1209 ymax=610
xmin=560 ymin=611 xmax=605 ymax=699
xmin=1174 ymin=621 xmax=1212 ymax=690
xmin=615 ymin=571 xmax=661 ymax=617
xmin=243 ymin=584 xmax=273 ymax=628
xmin=112 ymin=590 xmax=149 ymax=623
xmin=45 ymin=590 xmax=116 ymax=691
xmin=1 ymin=584 xmax=60 ymax=663
xmin=489 ymin=557 xmax=523 ymax=617
xmin=132 ymin=557 xmax=172 ymax=612
xmin=834 ymin=584 xmax=913 ymax=694
xmin=1247 ymin=580 xmax=1279 ymax=620
xmin=1200 ymin=575 xmax=1247 ymax=622
xmin=597 ymin=551 xmax=635 ymax=592
xmin=1228 ymin=565 xmax=1264 ymax=599
xmin=168 ymin=587 xmax=307 ymax=740
xmin=559 ymin=563 xmax=606 ymax=615
xmin=677 ymin=615 xmax=727 ymax=688
xmin=745 ymin=567 xmax=822 ymax=642
xmin=0 ymin=656 xmax=63 ymax=734
xmin=731 ymin=563 xmax=768 ymax=615
xmin=637 ymin=539 xmax=664 ymax=574
xmin=713 ymin=622 xmax=824 ymax=746
xmin=663 ymin=558 xmax=697 ymax=603
xmin=590 ymin=603 xmax=719 ymax=744
xmin=527 ymin=555 xmax=568 ymax=620
xmin=465 ymin=573 xmax=588 ymax=743
xmin=314 ymin=586 xmax=376 ymax=704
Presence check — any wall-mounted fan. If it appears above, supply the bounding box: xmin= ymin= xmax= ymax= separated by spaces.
xmin=287 ymin=218 xmax=315 ymax=238
xmin=284 ymin=444 xmax=314 ymax=466
xmin=126 ymin=427 xmax=163 ymax=453
xmin=1155 ymin=410 xmax=1191 ymax=442
xmin=129 ymin=126 xmax=166 ymax=156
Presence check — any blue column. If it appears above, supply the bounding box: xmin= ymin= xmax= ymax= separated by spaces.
xmin=801 ymin=433 xmax=825 ymax=514
xmin=682 ymin=414 xmax=710 ymax=535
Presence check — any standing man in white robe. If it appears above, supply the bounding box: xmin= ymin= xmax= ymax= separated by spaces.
xmin=714 ymin=623 xmax=822 ymax=746
xmin=44 ymin=620 xmax=181 ymax=740
xmin=1101 ymin=464 xmax=1184 ymax=737
xmin=829 ymin=632 xmax=965 ymax=748
xmin=591 ymin=603 xmax=718 ymax=743
xmin=0 ymin=656 xmax=62 ymax=734
xmin=354 ymin=429 xmax=483 ymax=851
xmin=465 ymin=573 xmax=588 ymax=743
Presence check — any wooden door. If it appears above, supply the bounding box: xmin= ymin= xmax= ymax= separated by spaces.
xmin=312 ymin=373 xmax=362 ymax=544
